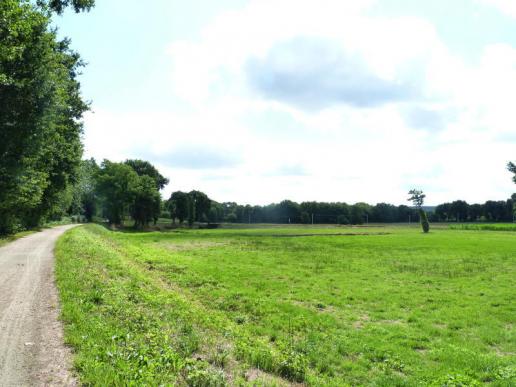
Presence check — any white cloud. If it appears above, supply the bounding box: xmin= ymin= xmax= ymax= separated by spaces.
xmin=82 ymin=0 xmax=516 ymax=205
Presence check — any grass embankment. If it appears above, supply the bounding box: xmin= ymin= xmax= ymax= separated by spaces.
xmin=56 ymin=224 xmax=516 ymax=386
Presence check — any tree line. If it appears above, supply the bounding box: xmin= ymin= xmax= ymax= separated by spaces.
xmin=172 ymin=194 xmax=516 ymax=225
xmin=4 ymin=153 xmax=516 ymax=233
xmin=0 ymin=0 xmax=92 ymax=235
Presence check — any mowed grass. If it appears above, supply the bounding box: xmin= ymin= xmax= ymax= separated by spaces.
xmin=55 ymin=224 xmax=516 ymax=386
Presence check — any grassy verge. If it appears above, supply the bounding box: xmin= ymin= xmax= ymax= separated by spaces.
xmin=0 ymin=217 xmax=80 ymax=247
xmin=0 ymin=230 xmax=37 ymax=247
xmin=56 ymin=224 xmax=516 ymax=386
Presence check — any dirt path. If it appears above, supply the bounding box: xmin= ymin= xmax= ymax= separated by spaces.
xmin=0 ymin=225 xmax=78 ymax=386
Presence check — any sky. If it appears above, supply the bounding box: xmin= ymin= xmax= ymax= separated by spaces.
xmin=54 ymin=0 xmax=516 ymax=206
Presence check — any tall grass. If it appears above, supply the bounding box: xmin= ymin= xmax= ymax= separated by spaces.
xmin=449 ymin=223 xmax=516 ymax=231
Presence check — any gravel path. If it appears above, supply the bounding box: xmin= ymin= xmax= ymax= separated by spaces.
xmin=0 ymin=225 xmax=78 ymax=386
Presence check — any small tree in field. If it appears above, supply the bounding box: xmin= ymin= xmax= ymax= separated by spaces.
xmin=408 ymin=189 xmax=430 ymax=233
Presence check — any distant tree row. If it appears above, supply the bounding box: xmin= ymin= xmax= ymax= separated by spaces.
xmin=164 ymin=195 xmax=516 ymax=225
xmin=163 ymin=196 xmax=424 ymax=225
xmin=433 ymin=196 xmax=516 ymax=222
xmin=20 ymin=156 xmax=516 ymax=229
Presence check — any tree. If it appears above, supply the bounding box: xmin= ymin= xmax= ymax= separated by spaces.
xmin=408 ymin=189 xmax=429 ymax=233
xmin=468 ymin=204 xmax=483 ymax=222
xmin=168 ymin=191 xmax=190 ymax=224
xmin=69 ymin=158 xmax=99 ymax=221
xmin=130 ymin=175 xmax=161 ymax=229
xmin=373 ymin=203 xmax=397 ymax=223
xmin=407 ymin=190 xmax=425 ymax=208
xmin=95 ymin=161 xmax=138 ymax=225
xmin=189 ymin=190 xmax=211 ymax=222
xmin=435 ymin=202 xmax=451 ymax=221
xmin=484 ymin=200 xmax=507 ymax=222
xmin=278 ymin=200 xmax=301 ymax=223
xmin=124 ymin=159 xmax=169 ymax=190
xmin=0 ymin=1 xmax=88 ymax=234
xmin=450 ymin=200 xmax=469 ymax=222
xmin=208 ymin=202 xmax=224 ymax=223
xmin=508 ymin=162 xmax=516 ymax=184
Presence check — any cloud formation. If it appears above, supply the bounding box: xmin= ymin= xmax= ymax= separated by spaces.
xmin=77 ymin=0 xmax=516 ymax=204
xmin=246 ymin=37 xmax=418 ymax=109
xmin=153 ymin=147 xmax=240 ymax=170
xmin=403 ymin=107 xmax=451 ymax=132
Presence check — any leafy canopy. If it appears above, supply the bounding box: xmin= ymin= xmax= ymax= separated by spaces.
xmin=36 ymin=0 xmax=95 ymax=14
xmin=407 ymin=189 xmax=425 ymax=209
xmin=0 ymin=0 xmax=88 ymax=233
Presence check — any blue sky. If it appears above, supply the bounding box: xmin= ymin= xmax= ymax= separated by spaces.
xmin=55 ymin=0 xmax=516 ymax=205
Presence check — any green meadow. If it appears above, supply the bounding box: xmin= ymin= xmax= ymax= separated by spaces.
xmin=55 ymin=224 xmax=515 ymax=386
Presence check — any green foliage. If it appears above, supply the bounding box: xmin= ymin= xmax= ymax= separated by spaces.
xmin=96 ymin=161 xmax=138 ymax=225
xmin=69 ymin=158 xmax=99 ymax=221
xmin=168 ymin=191 xmax=191 ymax=224
xmin=183 ymin=360 xmax=226 ymax=386
xmin=131 ymin=175 xmax=161 ymax=228
xmin=508 ymin=162 xmax=516 ymax=184
xmin=337 ymin=214 xmax=349 ymax=224
xmin=166 ymin=190 xmax=212 ymax=226
xmin=189 ymin=190 xmax=211 ymax=222
xmin=408 ymin=189 xmax=426 ymax=208
xmin=0 ymin=0 xmax=88 ymax=235
xmin=96 ymin=160 xmax=163 ymax=227
xmin=36 ymin=0 xmax=95 ymax=14
xmin=124 ymin=159 xmax=169 ymax=190
xmin=57 ymin=225 xmax=516 ymax=385
xmin=430 ymin=373 xmax=482 ymax=386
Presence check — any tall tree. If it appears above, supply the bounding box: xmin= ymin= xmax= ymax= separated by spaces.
xmin=450 ymin=200 xmax=469 ymax=222
xmin=130 ymin=175 xmax=161 ymax=229
xmin=189 ymin=190 xmax=211 ymax=222
xmin=95 ymin=161 xmax=138 ymax=225
xmin=168 ymin=191 xmax=190 ymax=224
xmin=508 ymin=162 xmax=516 ymax=184
xmin=408 ymin=189 xmax=430 ymax=233
xmin=69 ymin=158 xmax=99 ymax=221
xmin=0 ymin=0 xmax=88 ymax=234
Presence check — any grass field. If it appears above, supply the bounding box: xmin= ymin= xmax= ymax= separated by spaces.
xmin=449 ymin=223 xmax=516 ymax=232
xmin=55 ymin=224 xmax=515 ymax=386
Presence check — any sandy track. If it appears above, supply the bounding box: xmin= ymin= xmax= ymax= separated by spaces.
xmin=0 ymin=225 xmax=78 ymax=386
